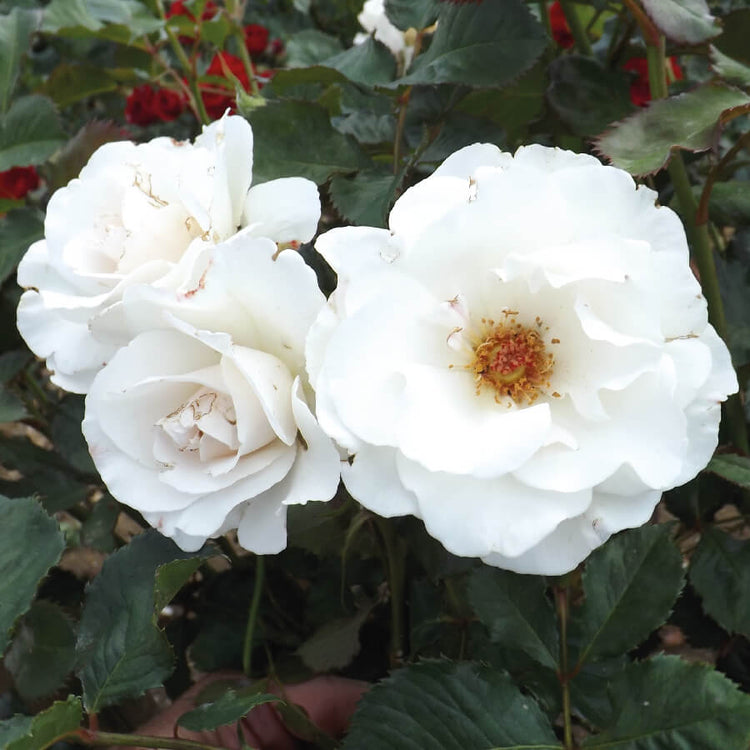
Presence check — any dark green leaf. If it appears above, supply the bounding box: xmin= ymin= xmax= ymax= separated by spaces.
xmin=0 ymin=436 xmax=89 ymax=513
xmin=0 ymin=95 xmax=66 ymax=171
xmin=583 ymin=656 xmax=750 ymax=749
xmin=0 ymin=351 xmax=29 ymax=382
xmin=51 ymin=395 xmax=96 ymax=474
xmin=0 ymin=207 xmax=43 ymax=285
xmin=703 ymin=181 xmax=750 ymax=225
xmin=322 ymin=37 xmax=396 ymax=86
xmin=333 ymin=110 xmax=395 ymax=144
xmin=385 ymin=0 xmax=438 ymax=31
xmin=640 ymin=0 xmax=721 ymax=44
xmin=690 ymin=527 xmax=750 ymax=638
xmin=178 ymin=689 xmax=280 ymax=732
xmin=342 ymin=660 xmax=560 ymax=750
xmin=547 ymin=56 xmax=634 ymax=137
xmin=0 ymin=388 xmax=26 ymax=421
xmin=43 ymin=0 xmax=162 ymax=38
xmin=418 ymin=112 xmax=504 ymax=164
xmin=570 ymin=658 xmax=628 ymax=729
xmin=0 ymin=717 xmax=32 ymax=748
xmin=201 ymin=14 xmax=231 ymax=48
xmin=80 ymin=494 xmax=120 ymax=552
xmin=595 ymin=84 xmax=750 ymax=176
xmin=0 ymin=495 xmax=64 ymax=657
xmin=467 ymin=567 xmax=558 ymax=670
xmin=43 ymin=0 xmax=103 ymax=32
xmin=397 ymin=0 xmax=547 ymax=88
xmin=41 ymin=64 xmax=118 ymax=108
xmin=710 ymin=47 xmax=750 ymax=88
xmin=456 ymin=60 xmax=547 ymax=143
xmin=285 ymin=29 xmax=344 ymax=68
xmin=6 ymin=696 xmax=82 ymax=750
xmin=244 ymin=101 xmax=368 ymax=185
xmin=569 ymin=525 xmax=684 ymax=667
xmin=286 ymin=501 xmax=348 ymax=557
xmin=713 ymin=9 xmax=750 ymax=65
xmin=76 ymin=530 xmax=211 ymax=711
xmin=297 ymin=602 xmax=372 ymax=672
xmin=329 ymin=169 xmax=398 ymax=228
xmin=706 ymin=453 xmax=750 ymax=488
xmin=0 ymin=8 xmax=34 ymax=113
xmin=5 ymin=601 xmax=76 ymax=701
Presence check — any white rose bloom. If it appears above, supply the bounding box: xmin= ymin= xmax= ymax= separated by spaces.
xmin=82 ymin=236 xmax=340 ymax=553
xmin=16 ymin=114 xmax=319 ymax=394
xmin=354 ymin=0 xmax=414 ymax=68
xmin=307 ymin=143 xmax=738 ymax=575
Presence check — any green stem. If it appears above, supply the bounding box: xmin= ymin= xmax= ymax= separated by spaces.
xmin=74 ymin=728 xmax=230 ymax=750
xmin=374 ymin=517 xmax=406 ymax=666
xmin=555 ymin=585 xmax=574 ymax=750
xmin=242 ymin=554 xmax=265 ymax=676
xmin=232 ymin=26 xmax=261 ymax=97
xmin=647 ymin=38 xmax=749 ymax=454
xmin=155 ymin=0 xmax=211 ymax=124
xmin=558 ymin=0 xmax=592 ymax=55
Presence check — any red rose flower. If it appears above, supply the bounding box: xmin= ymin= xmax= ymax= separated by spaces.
xmin=125 ymin=84 xmax=158 ymax=126
xmin=126 ymin=85 xmax=186 ymax=125
xmin=0 ymin=166 xmax=40 ymax=201
xmin=153 ymin=88 xmax=187 ymax=121
xmin=623 ymin=56 xmax=683 ymax=107
xmin=244 ymin=23 xmax=269 ymax=57
xmin=201 ymin=52 xmax=255 ymax=119
xmin=549 ymin=1 xmax=574 ymax=50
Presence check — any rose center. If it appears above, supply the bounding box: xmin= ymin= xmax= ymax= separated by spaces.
xmin=158 ymin=388 xmax=237 ymax=452
xmin=471 ymin=318 xmax=554 ymax=404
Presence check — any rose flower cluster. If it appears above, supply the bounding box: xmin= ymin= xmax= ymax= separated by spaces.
xmin=17 ymin=116 xmax=736 ymax=574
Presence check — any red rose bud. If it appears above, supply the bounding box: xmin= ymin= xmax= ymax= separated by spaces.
xmin=244 ymin=23 xmax=269 ymax=57
xmin=623 ymin=56 xmax=683 ymax=107
xmin=0 ymin=166 xmax=40 ymax=200
xmin=125 ymin=84 xmax=158 ymax=126
xmin=549 ymin=1 xmax=574 ymax=50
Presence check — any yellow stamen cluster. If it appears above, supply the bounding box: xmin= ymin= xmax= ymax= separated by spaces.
xmin=470 ymin=316 xmax=554 ymax=404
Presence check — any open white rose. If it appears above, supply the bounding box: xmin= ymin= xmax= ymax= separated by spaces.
xmin=16 ymin=114 xmax=319 ymax=393
xmin=82 ymin=235 xmax=340 ymax=553
xmin=307 ymin=143 xmax=737 ymax=575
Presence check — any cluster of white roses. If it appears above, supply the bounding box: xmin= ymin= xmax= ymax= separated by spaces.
xmin=17 ymin=115 xmax=737 ymax=574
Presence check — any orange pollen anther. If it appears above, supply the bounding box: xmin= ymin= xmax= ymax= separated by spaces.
xmin=471 ymin=321 xmax=554 ymax=404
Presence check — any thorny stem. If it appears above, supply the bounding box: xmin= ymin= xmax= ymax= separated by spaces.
xmin=242 ymin=554 xmax=266 ymax=677
xmin=558 ymin=0 xmax=592 ymax=56
xmin=374 ymin=516 xmax=406 ymax=667
xmin=645 ymin=38 xmax=749 ymax=454
xmin=555 ymin=585 xmax=574 ymax=750
xmin=73 ymin=728 xmax=231 ymax=750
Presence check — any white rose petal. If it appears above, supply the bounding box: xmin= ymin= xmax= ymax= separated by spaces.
xmin=307 ymin=142 xmax=738 ymax=576
xmin=17 ymin=114 xmax=321 ymax=393
xmin=82 ymin=239 xmax=340 ymax=553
